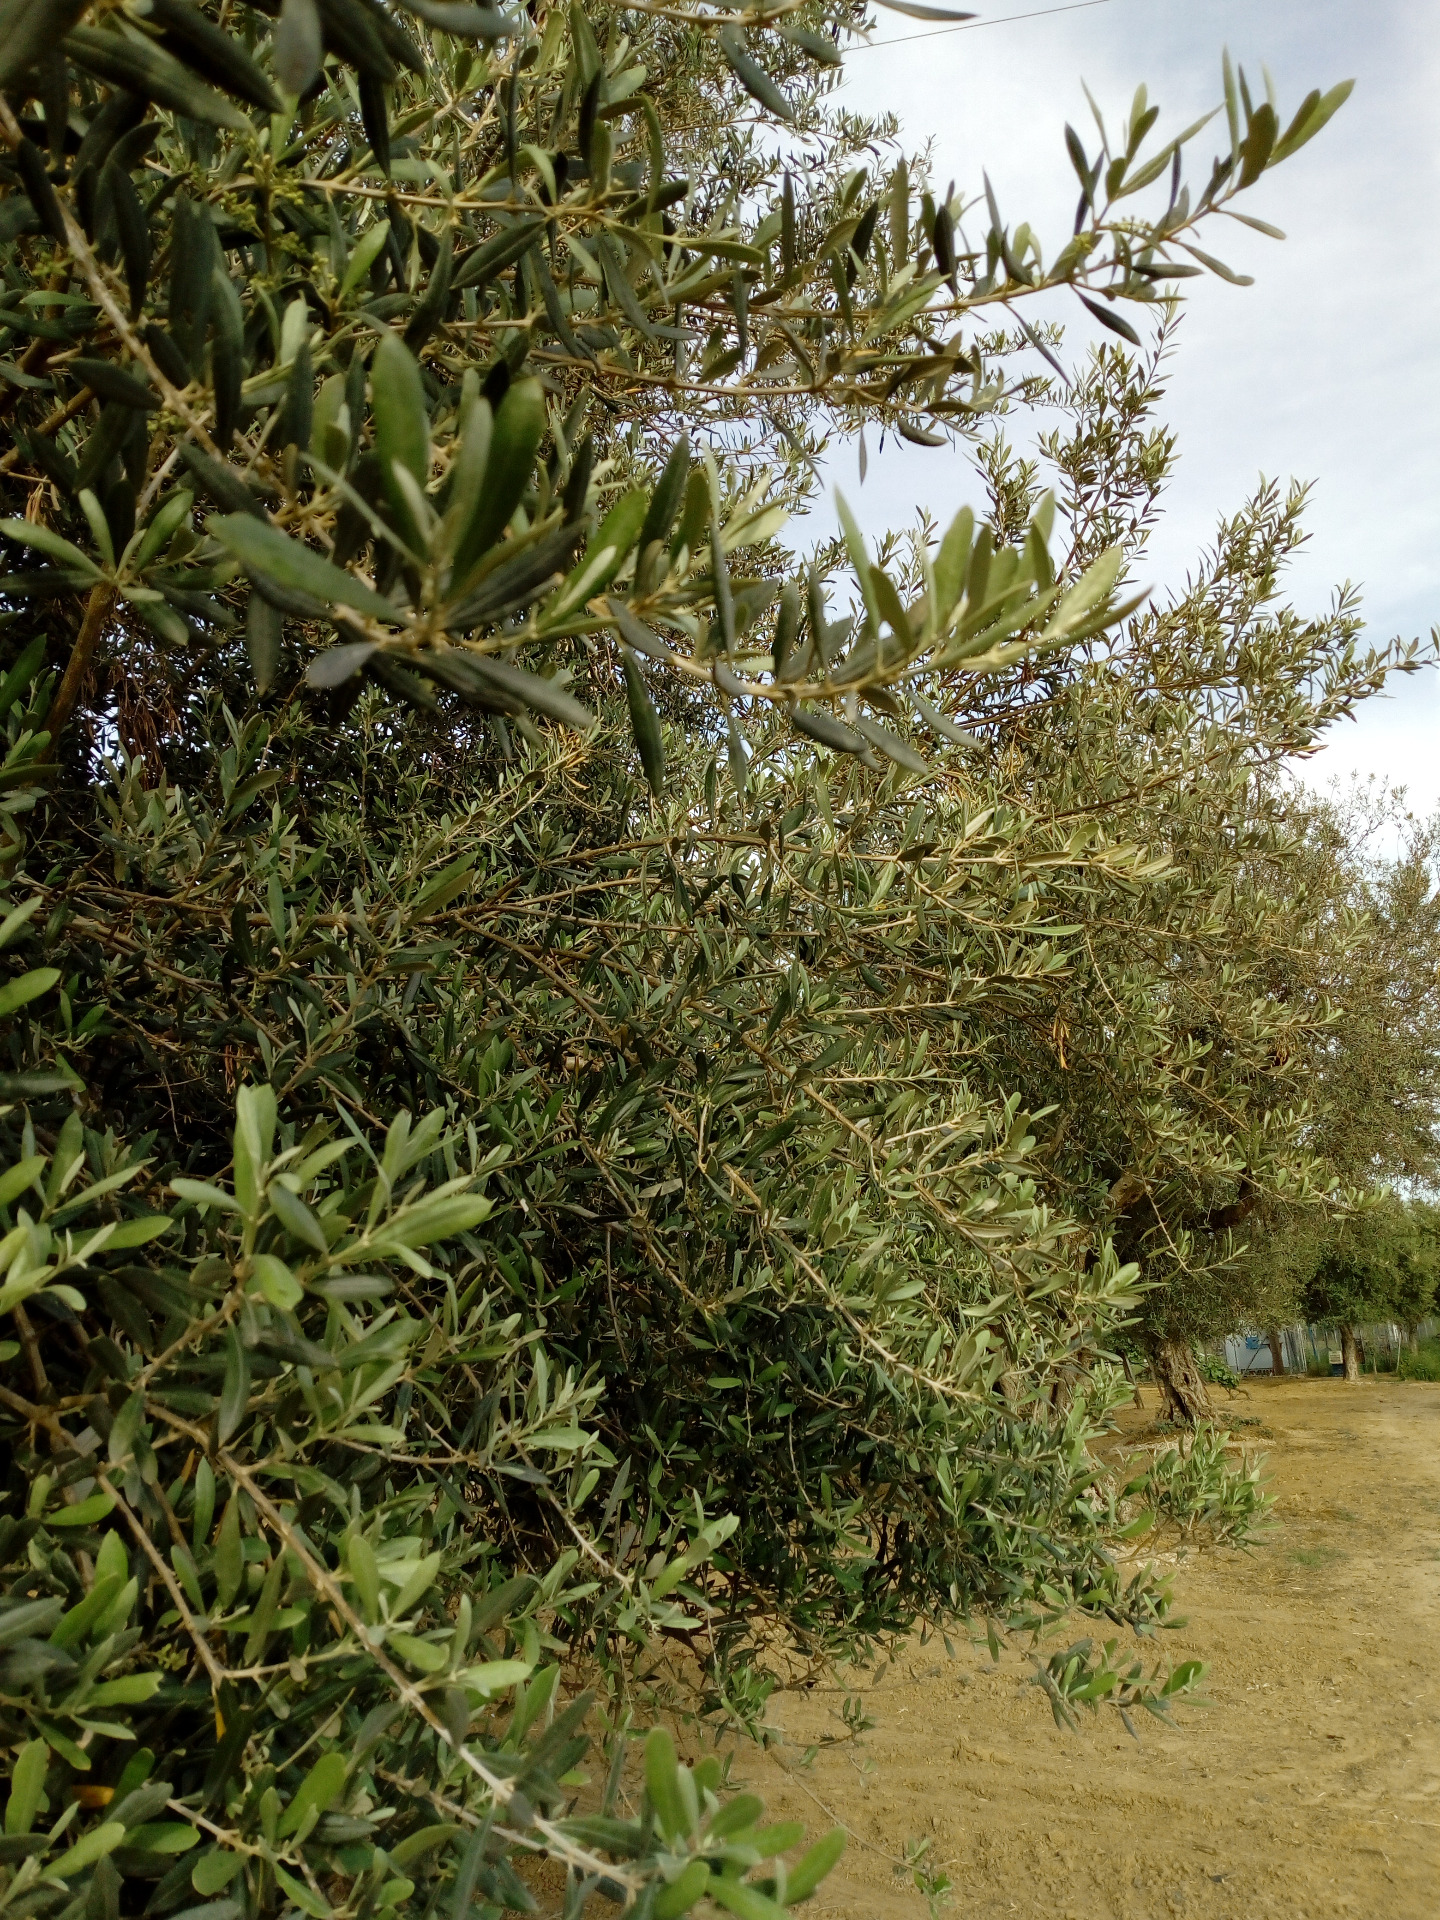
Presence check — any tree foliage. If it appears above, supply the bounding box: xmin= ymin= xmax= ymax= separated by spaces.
xmin=0 ymin=2 xmax=1395 ymax=1917
xmin=1217 ymin=788 xmax=1440 ymax=1388
xmin=1300 ymin=1201 xmax=1440 ymax=1343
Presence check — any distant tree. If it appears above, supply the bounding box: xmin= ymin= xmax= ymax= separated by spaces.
xmin=951 ymin=523 xmax=1438 ymax=1421
xmin=1388 ymin=1203 xmax=1440 ymax=1350
xmin=1224 ymin=790 xmax=1440 ymax=1393
xmin=1300 ymin=1200 xmax=1440 ymax=1379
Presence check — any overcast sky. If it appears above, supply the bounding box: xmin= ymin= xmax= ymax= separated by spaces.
xmin=824 ymin=0 xmax=1440 ymax=811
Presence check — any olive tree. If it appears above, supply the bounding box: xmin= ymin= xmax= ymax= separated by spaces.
xmin=0 ymin=3 xmax=1365 ymax=1916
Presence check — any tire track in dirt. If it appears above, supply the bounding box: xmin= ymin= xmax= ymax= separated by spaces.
xmin=749 ymin=1380 xmax=1440 ymax=1920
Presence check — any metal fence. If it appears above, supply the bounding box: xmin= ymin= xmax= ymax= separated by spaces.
xmin=1217 ymin=1319 xmax=1440 ymax=1376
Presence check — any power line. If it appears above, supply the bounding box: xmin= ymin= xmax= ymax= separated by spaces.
xmin=849 ymin=0 xmax=1116 ymax=55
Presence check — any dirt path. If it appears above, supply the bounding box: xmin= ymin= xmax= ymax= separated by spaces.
xmin=750 ymin=1379 xmax=1440 ymax=1920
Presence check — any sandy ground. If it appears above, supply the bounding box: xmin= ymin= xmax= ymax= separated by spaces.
xmin=745 ymin=1378 xmax=1440 ymax=1920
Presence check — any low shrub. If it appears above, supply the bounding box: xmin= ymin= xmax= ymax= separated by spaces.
xmin=1397 ymin=1339 xmax=1440 ymax=1382
xmin=1129 ymin=1426 xmax=1274 ymax=1548
xmin=1198 ymin=1353 xmax=1244 ymax=1392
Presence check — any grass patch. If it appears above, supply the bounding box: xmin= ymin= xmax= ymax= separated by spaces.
xmin=1290 ymin=1546 xmax=1346 ymax=1569
xmin=1398 ymin=1338 xmax=1440 ymax=1382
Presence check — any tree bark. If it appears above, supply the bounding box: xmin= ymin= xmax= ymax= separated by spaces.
xmin=1147 ymin=1337 xmax=1213 ymax=1424
xmin=1340 ymin=1324 xmax=1361 ymax=1382
xmin=49 ymin=582 xmax=115 ymax=739
xmin=1265 ymin=1327 xmax=1285 ymax=1377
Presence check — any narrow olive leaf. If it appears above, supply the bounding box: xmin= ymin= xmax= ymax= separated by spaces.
xmin=405 ymin=226 xmax=455 ymax=352
xmin=911 ymin=689 xmax=981 ymax=747
xmin=209 ymin=268 xmax=245 ymax=447
xmin=144 ymin=324 xmax=192 ymax=390
xmin=245 ymin=591 xmax=283 ymax=694
xmin=621 ymin=650 xmax=664 ymax=796
xmin=1224 ymin=210 xmax=1286 ymax=238
xmin=452 ymin=216 xmax=546 ymax=291
xmin=855 ymin=715 xmax=927 ymax=775
xmin=672 ymin=468 xmax=709 ymax=560
xmin=0 ymin=567 xmax=98 ymax=597
xmin=14 ymin=139 xmax=65 ymax=245
xmin=1271 ymin=78 xmax=1353 ymax=163
xmin=64 ymin=27 xmax=252 ymax=131
xmin=217 ymin=1326 xmax=249 ymax=1443
xmin=395 ymin=0 xmax=520 ymax=37
xmin=792 ymin=708 xmax=865 ymax=755
xmin=369 ymin=0 xmax=427 ymax=74
xmin=281 ymin=338 xmax=314 ymax=451
xmin=779 ymin=22 xmax=842 ymax=65
xmin=606 ymin=598 xmax=675 ymax=664
xmin=718 ymin=27 xmax=794 ymax=124
xmin=1013 ymin=313 xmax=1069 ymax=385
xmin=359 ymin=72 xmax=391 ymax=173
xmin=99 ymin=163 xmax=151 ymax=316
xmin=597 ymin=235 xmax=657 ymax=340
xmin=253 ymin=574 xmax=330 ymax=623
xmin=0 ymin=520 xmax=104 ymax=579
xmin=178 ymin=446 xmax=267 ymax=519
xmin=145 ymin=0 xmax=282 ymax=113
xmin=371 ymin=331 xmax=431 ymax=549
xmin=0 ymin=0 xmax=87 ymax=91
xmin=639 ymin=439 xmax=690 ymax=558
xmin=445 ymin=523 xmax=585 ymax=631
xmin=1236 ymin=100 xmax=1278 ymax=187
xmin=316 ymin=0 xmax=397 ymax=82
xmin=577 ymin=66 xmax=602 ymax=164
xmin=208 ymin=516 xmax=404 ymax=622
xmin=785 ymin=1830 xmax=846 ymax=1904
xmin=1077 ymin=294 xmax=1143 ymax=346
xmin=338 ymin=219 xmax=392 ymax=303
xmin=412 ymin=647 xmax=519 ymax=709
xmin=306 ymin=640 xmax=380 ymax=686
xmin=727 ymin=715 xmax=748 ymax=793
xmin=533 ymin=246 xmax=587 ymax=362
xmin=438 ymin=394 xmax=491 ymax=548
xmin=643 ymin=1730 xmax=689 ymax=1841
xmin=871 ymin=0 xmax=975 ymax=16
xmin=451 ymin=377 xmax=546 ymax=588
xmin=70 ymin=86 xmax=144 ymax=184
xmin=1177 ymin=242 xmax=1254 ymax=287
xmin=931 ymin=202 xmax=956 ymax=282
xmin=710 ymin=518 xmax=736 ymax=655
xmin=771 ymin=580 xmax=801 ymax=676
xmin=458 ymin=654 xmax=594 ymax=730
xmin=272 ymin=0 xmax=324 ymax=96
xmin=652 ymin=1862 xmax=709 ymax=1920
xmin=68 ymin=359 xmax=158 ymax=412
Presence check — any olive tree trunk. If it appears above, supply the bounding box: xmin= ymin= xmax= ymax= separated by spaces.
xmin=1148 ymin=1337 xmax=1214 ymax=1424
xmin=1340 ymin=1324 xmax=1361 ymax=1381
xmin=1265 ymin=1326 xmax=1286 ymax=1376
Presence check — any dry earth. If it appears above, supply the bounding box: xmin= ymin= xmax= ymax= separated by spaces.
xmin=743 ymin=1378 xmax=1440 ymax=1920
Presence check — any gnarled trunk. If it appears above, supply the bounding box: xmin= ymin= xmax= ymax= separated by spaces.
xmin=1147 ymin=1337 xmax=1213 ymax=1424
xmin=1265 ymin=1327 xmax=1285 ymax=1377
xmin=1340 ymin=1324 xmax=1361 ymax=1382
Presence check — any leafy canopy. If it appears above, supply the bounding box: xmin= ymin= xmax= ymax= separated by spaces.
xmin=0 ymin=5 xmax=1377 ymax=1920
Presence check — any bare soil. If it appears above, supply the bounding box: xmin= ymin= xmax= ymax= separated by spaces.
xmin=749 ymin=1378 xmax=1440 ymax=1920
